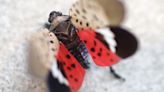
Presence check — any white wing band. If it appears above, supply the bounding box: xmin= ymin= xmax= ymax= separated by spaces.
xmin=51 ymin=60 xmax=69 ymax=85
xmin=96 ymin=27 xmax=117 ymax=53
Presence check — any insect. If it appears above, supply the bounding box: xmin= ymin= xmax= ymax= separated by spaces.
xmin=28 ymin=0 xmax=138 ymax=92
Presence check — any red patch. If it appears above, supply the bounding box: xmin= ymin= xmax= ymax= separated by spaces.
xmin=56 ymin=43 xmax=85 ymax=92
xmin=78 ymin=28 xmax=120 ymax=66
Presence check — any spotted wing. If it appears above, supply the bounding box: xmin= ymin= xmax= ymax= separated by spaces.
xmin=78 ymin=28 xmax=120 ymax=66
xmin=69 ymin=0 xmax=109 ymax=29
xmin=28 ymin=28 xmax=59 ymax=78
xmin=28 ymin=29 xmax=72 ymax=92
xmin=69 ymin=0 xmax=125 ymax=29
xmin=56 ymin=43 xmax=85 ymax=92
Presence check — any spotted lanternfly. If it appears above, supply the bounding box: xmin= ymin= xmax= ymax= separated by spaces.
xmin=28 ymin=0 xmax=138 ymax=92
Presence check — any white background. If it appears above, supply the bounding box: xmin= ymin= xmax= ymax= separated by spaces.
xmin=0 ymin=0 xmax=164 ymax=92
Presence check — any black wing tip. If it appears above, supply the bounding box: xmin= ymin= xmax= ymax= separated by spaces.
xmin=47 ymin=71 xmax=70 ymax=92
xmin=110 ymin=26 xmax=139 ymax=58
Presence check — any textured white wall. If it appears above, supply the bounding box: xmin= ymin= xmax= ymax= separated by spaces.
xmin=0 ymin=0 xmax=164 ymax=92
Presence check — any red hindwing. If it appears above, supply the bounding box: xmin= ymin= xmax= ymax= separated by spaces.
xmin=78 ymin=28 xmax=120 ymax=66
xmin=56 ymin=43 xmax=85 ymax=92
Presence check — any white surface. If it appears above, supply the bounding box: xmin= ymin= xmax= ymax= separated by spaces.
xmin=0 ymin=0 xmax=164 ymax=92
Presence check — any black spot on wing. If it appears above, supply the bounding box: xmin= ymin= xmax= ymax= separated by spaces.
xmin=71 ymin=64 xmax=76 ymax=68
xmin=72 ymin=4 xmax=76 ymax=7
xmin=66 ymin=54 xmax=71 ymax=59
xmin=51 ymin=48 xmax=55 ymax=51
xmin=94 ymin=40 xmax=96 ymax=46
xmin=49 ymin=34 xmax=52 ymax=37
xmin=75 ymin=9 xmax=80 ymax=14
xmin=62 ymin=62 xmax=66 ymax=66
xmin=80 ymin=21 xmax=83 ymax=25
xmin=99 ymin=48 xmax=102 ymax=52
xmin=82 ymin=8 xmax=86 ymax=13
xmin=86 ymin=22 xmax=89 ymax=27
xmin=93 ymin=14 xmax=99 ymax=21
xmin=82 ymin=16 xmax=87 ymax=19
xmin=90 ymin=48 xmax=95 ymax=52
xmin=76 ymin=19 xmax=78 ymax=23
xmin=50 ymin=40 xmax=54 ymax=43
xmin=67 ymin=66 xmax=71 ymax=71
xmin=107 ymin=52 xmax=110 ymax=56
xmin=97 ymin=52 xmax=101 ymax=57
xmin=110 ymin=59 xmax=114 ymax=62
xmin=73 ymin=14 xmax=77 ymax=17
xmin=69 ymin=75 xmax=73 ymax=78
xmin=74 ymin=78 xmax=78 ymax=82
xmin=84 ymin=40 xmax=87 ymax=44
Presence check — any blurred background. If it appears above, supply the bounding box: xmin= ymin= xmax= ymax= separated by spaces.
xmin=0 ymin=0 xmax=164 ymax=92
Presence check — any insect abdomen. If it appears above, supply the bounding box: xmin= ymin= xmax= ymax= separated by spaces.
xmin=69 ymin=41 xmax=90 ymax=69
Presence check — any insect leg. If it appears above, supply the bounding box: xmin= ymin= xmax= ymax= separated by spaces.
xmin=109 ymin=67 xmax=125 ymax=81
